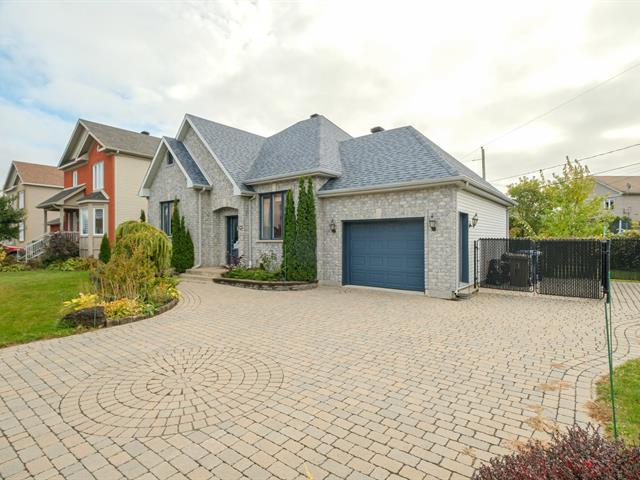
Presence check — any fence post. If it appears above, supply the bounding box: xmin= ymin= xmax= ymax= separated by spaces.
xmin=474 ymin=241 xmax=478 ymax=289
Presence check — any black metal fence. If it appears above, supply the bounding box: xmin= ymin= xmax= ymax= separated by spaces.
xmin=476 ymin=238 xmax=608 ymax=299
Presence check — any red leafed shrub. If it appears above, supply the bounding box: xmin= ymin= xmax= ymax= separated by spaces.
xmin=473 ymin=424 xmax=640 ymax=480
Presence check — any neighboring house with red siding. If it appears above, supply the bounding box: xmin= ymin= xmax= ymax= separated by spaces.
xmin=38 ymin=119 xmax=160 ymax=257
xmin=2 ymin=161 xmax=64 ymax=246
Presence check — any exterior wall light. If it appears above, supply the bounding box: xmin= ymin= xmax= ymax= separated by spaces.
xmin=470 ymin=213 xmax=479 ymax=228
xmin=329 ymin=219 xmax=337 ymax=233
xmin=428 ymin=214 xmax=437 ymax=232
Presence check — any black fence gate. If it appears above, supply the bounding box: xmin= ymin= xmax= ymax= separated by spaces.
xmin=475 ymin=238 xmax=608 ymax=299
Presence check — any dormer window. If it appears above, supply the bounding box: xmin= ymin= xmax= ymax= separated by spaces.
xmin=166 ymin=152 xmax=174 ymax=165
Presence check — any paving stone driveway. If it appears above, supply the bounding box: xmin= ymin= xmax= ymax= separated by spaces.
xmin=1 ymin=282 xmax=639 ymax=480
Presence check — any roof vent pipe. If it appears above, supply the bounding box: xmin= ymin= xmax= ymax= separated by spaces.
xmin=140 ymin=131 xmax=150 ymax=135
xmin=310 ymin=113 xmax=319 ymax=118
xmin=370 ymin=126 xmax=384 ymax=133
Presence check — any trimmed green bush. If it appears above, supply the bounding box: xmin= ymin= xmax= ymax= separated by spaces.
xmin=140 ymin=209 xmax=146 ymax=222
xmin=282 ymin=189 xmax=297 ymax=279
xmin=170 ymin=201 xmax=195 ymax=273
xmin=223 ymin=267 xmax=281 ymax=281
xmin=98 ymin=235 xmax=111 ymax=263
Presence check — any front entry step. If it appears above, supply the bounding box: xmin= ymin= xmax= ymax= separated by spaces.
xmin=180 ymin=267 xmax=226 ymax=283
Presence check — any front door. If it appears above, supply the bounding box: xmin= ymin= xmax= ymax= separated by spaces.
xmin=226 ymin=216 xmax=239 ymax=265
xmin=459 ymin=213 xmax=469 ymax=283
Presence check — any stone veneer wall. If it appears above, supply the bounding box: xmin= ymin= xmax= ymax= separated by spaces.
xmin=317 ymin=186 xmax=459 ymax=298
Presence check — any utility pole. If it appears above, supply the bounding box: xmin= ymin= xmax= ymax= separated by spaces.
xmin=481 ymin=146 xmax=486 ymax=180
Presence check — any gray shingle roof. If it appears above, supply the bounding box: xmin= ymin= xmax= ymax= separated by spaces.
xmin=37 ymin=184 xmax=86 ymax=208
xmin=186 ymin=114 xmax=264 ymax=191
xmin=80 ymin=119 xmax=160 ymax=157
xmin=78 ymin=191 xmax=109 ymax=203
xmin=164 ymin=137 xmax=210 ymax=187
xmin=245 ymin=115 xmax=352 ymax=182
xmin=319 ymin=126 xmax=510 ymax=202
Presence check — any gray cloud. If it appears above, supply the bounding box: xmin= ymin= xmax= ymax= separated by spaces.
xmin=1 ymin=0 xmax=639 ymax=190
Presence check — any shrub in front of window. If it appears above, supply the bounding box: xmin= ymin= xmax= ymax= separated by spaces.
xmin=170 ymin=201 xmax=195 ymax=274
xmin=282 ymin=189 xmax=297 ymax=279
xmin=43 ymin=232 xmax=80 ymax=265
xmin=472 ymin=424 xmax=640 ymax=480
xmin=98 ymin=235 xmax=111 ymax=264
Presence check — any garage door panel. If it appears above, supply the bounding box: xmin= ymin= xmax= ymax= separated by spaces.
xmin=344 ymin=219 xmax=424 ymax=292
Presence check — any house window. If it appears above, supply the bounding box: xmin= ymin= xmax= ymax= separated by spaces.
xmin=605 ymin=199 xmax=615 ymax=209
xmin=72 ymin=170 xmax=78 ymax=186
xmin=80 ymin=208 xmax=89 ymax=236
xmin=18 ymin=222 xmax=24 ymax=242
xmin=93 ymin=162 xmax=104 ymax=190
xmin=259 ymin=192 xmax=285 ymax=240
xmin=166 ymin=152 xmax=174 ymax=165
xmin=94 ymin=208 xmax=105 ymax=235
xmin=17 ymin=191 xmax=24 ymax=209
xmin=160 ymin=201 xmax=173 ymax=236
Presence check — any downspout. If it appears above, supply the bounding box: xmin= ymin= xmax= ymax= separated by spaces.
xmin=192 ymin=188 xmax=203 ymax=269
xmin=453 ymin=180 xmax=478 ymax=299
xmin=248 ymin=194 xmax=256 ymax=268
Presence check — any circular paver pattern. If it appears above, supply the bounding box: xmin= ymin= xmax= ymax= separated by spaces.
xmin=60 ymin=346 xmax=283 ymax=438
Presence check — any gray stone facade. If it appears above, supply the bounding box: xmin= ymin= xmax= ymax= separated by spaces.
xmin=147 ymin=132 xmax=483 ymax=298
xmin=318 ymin=186 xmax=458 ymax=298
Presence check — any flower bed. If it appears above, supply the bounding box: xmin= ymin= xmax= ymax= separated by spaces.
xmin=214 ymin=276 xmax=317 ymax=291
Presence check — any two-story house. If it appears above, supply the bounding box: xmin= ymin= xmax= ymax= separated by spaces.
xmin=593 ymin=176 xmax=640 ymax=230
xmin=38 ymin=120 xmax=160 ymax=257
xmin=2 ymin=161 xmax=64 ymax=246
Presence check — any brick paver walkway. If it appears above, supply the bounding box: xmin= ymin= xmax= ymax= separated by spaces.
xmin=0 ymin=282 xmax=638 ymax=480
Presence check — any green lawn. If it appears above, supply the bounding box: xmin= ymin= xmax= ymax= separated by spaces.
xmin=596 ymin=358 xmax=640 ymax=444
xmin=0 ymin=270 xmax=90 ymax=347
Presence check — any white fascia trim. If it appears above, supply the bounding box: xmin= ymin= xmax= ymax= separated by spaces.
xmin=317 ymin=177 xmax=466 ymax=197
xmin=461 ymin=181 xmax=514 ymax=207
xmin=183 ymin=115 xmax=242 ymax=196
xmin=139 ymin=140 xmax=165 ymax=196
xmin=22 ymin=183 xmax=64 ymax=189
xmin=58 ymin=120 xmax=82 ymax=167
xmin=244 ymin=169 xmax=340 ymax=186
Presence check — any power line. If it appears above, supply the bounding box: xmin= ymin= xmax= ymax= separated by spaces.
xmin=459 ymin=59 xmax=640 ymax=160
xmin=489 ymin=142 xmax=640 ymax=183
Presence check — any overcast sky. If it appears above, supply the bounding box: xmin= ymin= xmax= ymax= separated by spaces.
xmin=1 ymin=0 xmax=639 ymax=190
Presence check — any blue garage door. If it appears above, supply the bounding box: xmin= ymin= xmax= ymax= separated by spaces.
xmin=343 ymin=219 xmax=425 ymax=292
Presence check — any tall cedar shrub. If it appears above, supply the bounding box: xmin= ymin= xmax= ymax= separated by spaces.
xmin=139 ymin=209 xmax=146 ymax=222
xmin=98 ymin=235 xmax=111 ymax=263
xmin=170 ymin=201 xmax=194 ymax=273
xmin=282 ymin=189 xmax=297 ymax=280
xmin=291 ymin=177 xmax=317 ymax=281
xmin=306 ymin=177 xmax=317 ymax=280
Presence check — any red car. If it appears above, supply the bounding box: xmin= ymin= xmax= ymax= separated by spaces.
xmin=2 ymin=245 xmax=25 ymax=257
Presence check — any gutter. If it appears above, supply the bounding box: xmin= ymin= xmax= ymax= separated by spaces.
xmin=317 ymin=178 xmax=467 ymax=197
xmin=245 ymin=168 xmax=340 ymax=186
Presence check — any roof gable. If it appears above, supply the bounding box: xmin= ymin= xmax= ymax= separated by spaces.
xmin=594 ymin=176 xmax=640 ymax=195
xmin=3 ymin=161 xmax=63 ymax=192
xmin=59 ymin=119 xmax=161 ymax=168
xmin=245 ymin=115 xmax=352 ymax=183
xmin=139 ymin=137 xmax=211 ymax=196
xmin=185 ymin=114 xmax=265 ymax=192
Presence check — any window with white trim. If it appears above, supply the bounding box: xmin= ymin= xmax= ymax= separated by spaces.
xmin=605 ymin=198 xmax=615 ymax=210
xmin=18 ymin=222 xmax=24 ymax=242
xmin=92 ymin=162 xmax=104 ymax=190
xmin=94 ymin=208 xmax=105 ymax=235
xmin=72 ymin=170 xmax=78 ymax=186
xmin=80 ymin=208 xmax=89 ymax=236
xmin=17 ymin=191 xmax=24 ymax=209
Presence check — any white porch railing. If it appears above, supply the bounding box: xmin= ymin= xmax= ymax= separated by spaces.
xmin=18 ymin=231 xmax=80 ymax=262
